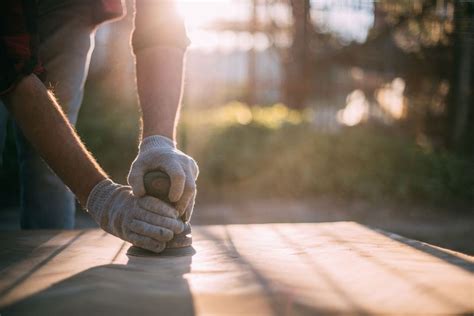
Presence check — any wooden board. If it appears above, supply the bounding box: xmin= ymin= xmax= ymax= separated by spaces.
xmin=0 ymin=222 xmax=473 ymax=315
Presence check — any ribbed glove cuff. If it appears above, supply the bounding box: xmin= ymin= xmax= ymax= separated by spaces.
xmin=86 ymin=179 xmax=119 ymax=217
xmin=140 ymin=135 xmax=176 ymax=152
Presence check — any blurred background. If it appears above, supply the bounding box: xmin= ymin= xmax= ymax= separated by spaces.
xmin=1 ymin=0 xmax=473 ymax=253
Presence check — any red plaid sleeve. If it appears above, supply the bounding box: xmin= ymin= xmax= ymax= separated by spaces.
xmin=0 ymin=0 xmax=44 ymax=96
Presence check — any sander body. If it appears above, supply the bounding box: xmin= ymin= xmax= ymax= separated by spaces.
xmin=127 ymin=170 xmax=193 ymax=257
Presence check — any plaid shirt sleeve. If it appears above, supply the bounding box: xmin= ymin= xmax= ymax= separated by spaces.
xmin=0 ymin=0 xmax=44 ymax=96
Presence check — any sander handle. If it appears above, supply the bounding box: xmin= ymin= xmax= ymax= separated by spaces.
xmin=143 ymin=170 xmax=172 ymax=204
xmin=143 ymin=170 xmax=191 ymax=229
xmin=143 ymin=170 xmax=193 ymax=251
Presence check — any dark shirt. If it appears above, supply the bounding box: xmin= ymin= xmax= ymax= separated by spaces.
xmin=0 ymin=0 xmax=190 ymax=96
xmin=0 ymin=0 xmax=45 ymax=95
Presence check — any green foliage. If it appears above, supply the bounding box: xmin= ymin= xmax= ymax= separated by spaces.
xmin=75 ymin=96 xmax=473 ymax=205
xmin=76 ymin=81 xmax=140 ymax=183
xmin=184 ymin=103 xmax=474 ymax=205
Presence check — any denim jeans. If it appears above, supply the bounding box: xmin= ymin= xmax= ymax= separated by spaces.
xmin=0 ymin=0 xmax=96 ymax=229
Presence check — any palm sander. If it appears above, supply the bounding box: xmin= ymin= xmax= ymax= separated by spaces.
xmin=127 ymin=171 xmax=194 ymax=257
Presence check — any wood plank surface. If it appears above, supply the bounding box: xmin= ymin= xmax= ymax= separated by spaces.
xmin=0 ymin=222 xmax=473 ymax=315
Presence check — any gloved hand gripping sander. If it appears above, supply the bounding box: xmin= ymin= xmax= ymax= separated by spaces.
xmin=127 ymin=171 xmax=193 ymax=257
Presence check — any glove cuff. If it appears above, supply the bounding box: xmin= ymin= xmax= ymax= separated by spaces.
xmin=141 ymin=135 xmax=176 ymax=152
xmin=86 ymin=179 xmax=120 ymax=219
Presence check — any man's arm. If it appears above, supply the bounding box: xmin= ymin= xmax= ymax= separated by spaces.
xmin=132 ymin=0 xmax=190 ymax=141
xmin=127 ymin=0 xmax=198 ymax=221
xmin=2 ymin=74 xmax=185 ymax=253
xmin=2 ymin=74 xmax=106 ymax=205
xmin=136 ymin=46 xmax=185 ymax=140
xmin=130 ymin=46 xmax=198 ymax=218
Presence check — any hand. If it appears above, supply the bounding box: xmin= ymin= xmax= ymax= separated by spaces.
xmin=127 ymin=135 xmax=198 ymax=221
xmin=87 ymin=179 xmax=185 ymax=253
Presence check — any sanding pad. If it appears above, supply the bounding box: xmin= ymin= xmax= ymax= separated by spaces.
xmin=127 ymin=244 xmax=195 ymax=257
xmin=127 ymin=227 xmax=194 ymax=257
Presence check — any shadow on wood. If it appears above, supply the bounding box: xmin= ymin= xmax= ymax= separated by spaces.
xmin=0 ymin=222 xmax=473 ymax=315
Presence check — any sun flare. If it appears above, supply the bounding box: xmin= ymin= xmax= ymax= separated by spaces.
xmin=176 ymin=0 xmax=234 ymax=30
xmin=176 ymin=0 xmax=251 ymax=50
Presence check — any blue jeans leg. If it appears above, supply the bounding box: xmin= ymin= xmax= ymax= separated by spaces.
xmin=15 ymin=127 xmax=77 ymax=229
xmin=15 ymin=0 xmax=96 ymax=229
xmin=0 ymin=99 xmax=76 ymax=229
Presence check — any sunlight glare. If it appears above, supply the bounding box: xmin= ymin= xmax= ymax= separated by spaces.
xmin=376 ymin=78 xmax=406 ymax=120
xmin=177 ymin=0 xmax=234 ymax=30
xmin=337 ymin=90 xmax=369 ymax=126
xmin=176 ymin=0 xmax=268 ymax=51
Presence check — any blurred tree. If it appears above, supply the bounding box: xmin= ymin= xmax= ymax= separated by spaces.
xmin=448 ymin=1 xmax=473 ymax=153
xmin=381 ymin=0 xmax=474 ymax=153
xmin=163 ymin=0 xmax=472 ymax=152
xmin=247 ymin=0 xmax=258 ymax=106
xmin=284 ymin=0 xmax=314 ymax=108
xmin=327 ymin=0 xmax=473 ymax=154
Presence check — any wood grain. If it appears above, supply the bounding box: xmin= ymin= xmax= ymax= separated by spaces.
xmin=0 ymin=222 xmax=472 ymax=315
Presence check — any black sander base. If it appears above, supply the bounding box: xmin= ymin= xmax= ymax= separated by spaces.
xmin=127 ymin=170 xmax=195 ymax=257
xmin=127 ymin=224 xmax=194 ymax=257
xmin=127 ymin=245 xmax=195 ymax=257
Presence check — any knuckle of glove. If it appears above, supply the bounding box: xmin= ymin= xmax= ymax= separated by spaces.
xmin=153 ymin=216 xmax=183 ymax=235
xmin=169 ymin=218 xmax=185 ymax=234
xmin=154 ymin=227 xmax=174 ymax=242
xmin=181 ymin=155 xmax=199 ymax=179
xmin=129 ymin=220 xmax=173 ymax=242
xmin=134 ymin=236 xmax=166 ymax=253
xmin=135 ymin=208 xmax=182 ymax=235
xmin=138 ymin=197 xmax=179 ymax=219
xmin=136 ymin=208 xmax=161 ymax=224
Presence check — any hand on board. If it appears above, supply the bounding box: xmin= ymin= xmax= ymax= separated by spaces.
xmin=87 ymin=179 xmax=185 ymax=253
xmin=127 ymin=135 xmax=198 ymax=222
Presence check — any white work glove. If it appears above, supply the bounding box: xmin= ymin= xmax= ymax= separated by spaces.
xmin=127 ymin=135 xmax=199 ymax=222
xmin=87 ymin=179 xmax=185 ymax=253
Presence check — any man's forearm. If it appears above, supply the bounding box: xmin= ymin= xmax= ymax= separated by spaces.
xmin=135 ymin=46 xmax=185 ymax=141
xmin=2 ymin=74 xmax=107 ymax=205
